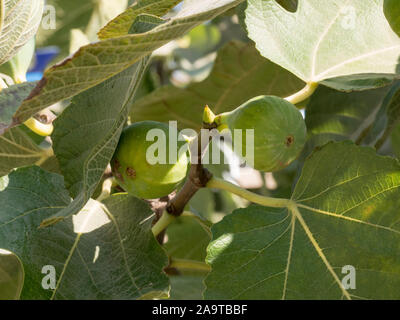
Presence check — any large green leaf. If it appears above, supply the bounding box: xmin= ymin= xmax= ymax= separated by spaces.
xmin=245 ymin=0 xmax=400 ymax=86
xmin=130 ymin=41 xmax=304 ymax=129
xmin=12 ymin=0 xmax=243 ymax=125
xmin=205 ymin=142 xmax=400 ymax=299
xmin=0 ymin=0 xmax=44 ymax=65
xmin=0 ymin=125 xmax=44 ymax=176
xmin=50 ymin=59 xmax=149 ymax=224
xmin=0 ymin=167 xmax=169 ymax=299
xmin=98 ymin=0 xmax=182 ymax=39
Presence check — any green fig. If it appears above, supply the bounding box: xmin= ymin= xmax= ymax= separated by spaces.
xmin=111 ymin=121 xmax=189 ymax=199
xmin=215 ymin=95 xmax=307 ymax=172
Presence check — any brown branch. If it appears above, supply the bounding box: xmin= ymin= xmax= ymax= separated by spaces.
xmin=147 ymin=193 xmax=175 ymax=244
xmin=166 ymin=126 xmax=215 ymax=217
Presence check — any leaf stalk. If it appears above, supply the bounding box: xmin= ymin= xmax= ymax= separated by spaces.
xmin=285 ymin=82 xmax=319 ymax=105
xmin=206 ymin=177 xmax=292 ymax=208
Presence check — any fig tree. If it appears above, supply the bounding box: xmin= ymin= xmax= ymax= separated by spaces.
xmin=111 ymin=121 xmax=189 ymax=199
xmin=214 ymin=95 xmax=306 ymax=172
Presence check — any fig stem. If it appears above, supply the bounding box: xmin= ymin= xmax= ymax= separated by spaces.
xmin=207 ymin=177 xmax=291 ymax=208
xmin=285 ymin=82 xmax=319 ymax=105
xmin=169 ymin=258 xmax=211 ymax=272
xmin=152 ymin=211 xmax=176 ymax=236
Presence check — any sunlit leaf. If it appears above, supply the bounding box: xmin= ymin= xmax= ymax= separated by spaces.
xmin=245 ymin=0 xmax=400 ymax=87
xmin=205 ymin=142 xmax=400 ymax=299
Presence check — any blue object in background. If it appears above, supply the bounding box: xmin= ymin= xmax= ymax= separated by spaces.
xmin=26 ymin=46 xmax=60 ymax=81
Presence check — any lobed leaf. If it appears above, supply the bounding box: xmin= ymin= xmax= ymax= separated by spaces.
xmin=205 ymin=142 xmax=400 ymax=299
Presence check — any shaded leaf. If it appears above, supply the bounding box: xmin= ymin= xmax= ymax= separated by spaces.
xmin=51 ymin=59 xmax=149 ymax=224
xmin=164 ymin=216 xmax=211 ymax=262
xmin=303 ymin=84 xmax=391 ymax=157
xmin=0 ymin=125 xmax=44 ymax=176
xmin=0 ymin=82 xmax=37 ymax=135
xmin=0 ymin=167 xmax=169 ymax=299
xmin=321 ymin=74 xmax=399 ymax=92
xmin=169 ymin=275 xmax=205 ymax=300
xmin=366 ymin=81 xmax=400 ymax=149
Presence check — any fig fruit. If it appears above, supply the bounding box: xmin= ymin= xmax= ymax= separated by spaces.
xmin=215 ymin=95 xmax=306 ymax=172
xmin=111 ymin=121 xmax=189 ymax=199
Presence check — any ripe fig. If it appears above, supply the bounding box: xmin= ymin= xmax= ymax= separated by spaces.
xmin=215 ymin=96 xmax=306 ymax=172
xmin=111 ymin=121 xmax=189 ymax=199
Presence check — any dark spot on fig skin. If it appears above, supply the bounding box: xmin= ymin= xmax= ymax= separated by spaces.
xmin=126 ymin=167 xmax=136 ymax=179
xmin=285 ymin=135 xmax=294 ymax=147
